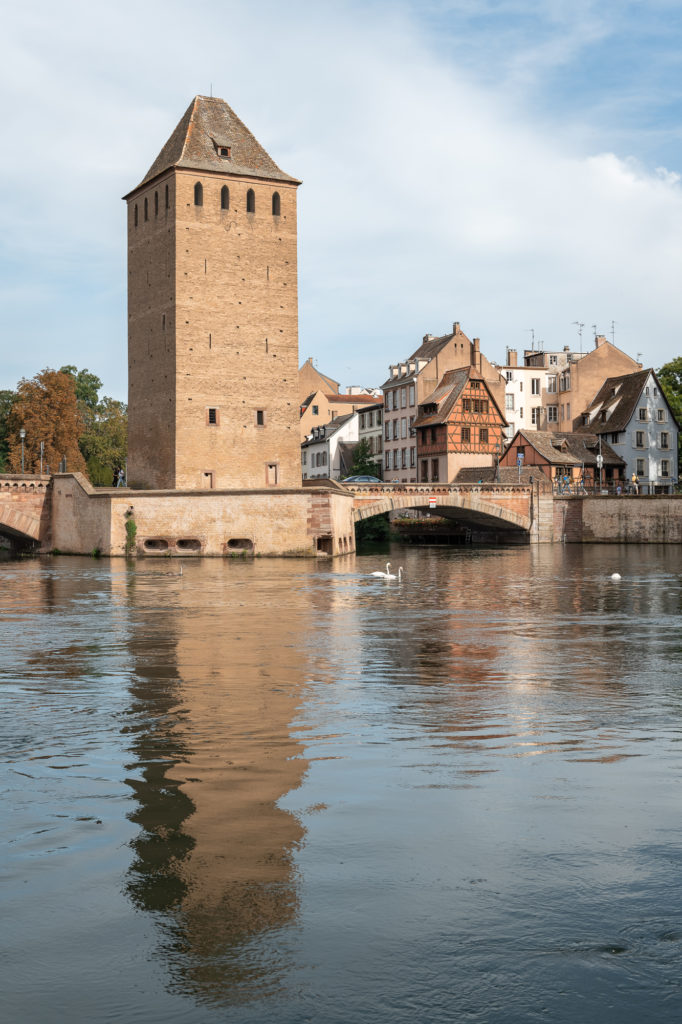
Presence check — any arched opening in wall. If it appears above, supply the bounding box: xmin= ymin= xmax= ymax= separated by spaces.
xmin=194 ymin=182 xmax=203 ymax=206
xmin=143 ymin=538 xmax=169 ymax=552
xmin=316 ymin=536 xmax=333 ymax=555
xmin=246 ymin=188 xmax=255 ymax=213
xmin=226 ymin=538 xmax=254 ymax=554
xmin=221 ymin=185 xmax=230 ymax=210
xmin=272 ymin=191 xmax=281 ymax=216
xmin=176 ymin=538 xmax=202 ymax=552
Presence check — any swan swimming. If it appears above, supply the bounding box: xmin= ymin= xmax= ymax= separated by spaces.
xmin=610 ymin=572 xmax=621 ymax=581
xmin=370 ymin=563 xmax=403 ymax=581
xmin=371 ymin=562 xmax=393 ymax=578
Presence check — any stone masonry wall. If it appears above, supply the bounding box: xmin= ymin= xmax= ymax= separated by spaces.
xmin=554 ymin=494 xmax=682 ymax=543
xmin=126 ymin=167 xmax=300 ymax=492
xmin=49 ymin=474 xmax=355 ymax=557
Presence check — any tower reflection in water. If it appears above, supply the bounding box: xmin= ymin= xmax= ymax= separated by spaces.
xmin=117 ymin=560 xmax=314 ymax=1006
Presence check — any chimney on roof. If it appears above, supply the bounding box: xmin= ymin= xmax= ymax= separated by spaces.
xmin=453 ymin=322 xmax=461 ymax=335
xmin=507 ymin=348 xmax=518 ymax=367
xmin=472 ymin=337 xmax=481 ymax=370
xmin=423 ymin=333 xmax=435 ymax=343
xmin=563 ymin=345 xmax=570 ymax=352
xmin=594 ymin=334 xmax=607 ymax=348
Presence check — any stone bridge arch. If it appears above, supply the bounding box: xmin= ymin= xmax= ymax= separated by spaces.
xmin=348 ymin=483 xmax=534 ymax=535
xmin=0 ymin=476 xmax=52 ymax=546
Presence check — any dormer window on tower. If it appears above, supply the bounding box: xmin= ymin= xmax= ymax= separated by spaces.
xmin=219 ymin=146 xmax=231 ymax=158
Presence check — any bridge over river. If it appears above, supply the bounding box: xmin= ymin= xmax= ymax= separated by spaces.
xmin=343 ymin=481 xmax=547 ymax=540
xmin=1 ymin=474 xmax=681 ymax=552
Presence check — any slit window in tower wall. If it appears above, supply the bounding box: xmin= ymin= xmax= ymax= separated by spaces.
xmin=144 ymin=197 xmax=148 ymax=221
xmin=247 ymin=189 xmax=255 ymax=213
xmin=272 ymin=192 xmax=281 ymax=216
xmin=221 ymin=185 xmax=229 ymax=210
xmin=194 ymin=182 xmax=203 ymax=206
xmin=165 ymin=184 xmax=169 ymax=209
xmin=154 ymin=191 xmax=159 ymax=216
xmin=207 ymin=408 xmax=218 ymax=425
xmin=256 ymin=410 xmax=265 ymax=426
xmin=134 ymin=204 xmax=138 ymax=227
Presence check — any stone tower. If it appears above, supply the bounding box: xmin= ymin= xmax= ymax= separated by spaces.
xmin=123 ymin=96 xmax=301 ymax=490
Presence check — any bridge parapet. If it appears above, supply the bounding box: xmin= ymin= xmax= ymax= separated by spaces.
xmin=0 ymin=474 xmax=52 ymax=492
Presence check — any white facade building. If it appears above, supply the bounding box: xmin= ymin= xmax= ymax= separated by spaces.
xmin=579 ymin=369 xmax=679 ymax=493
xmin=301 ymin=413 xmax=359 ymax=481
xmin=496 ymin=346 xmax=583 ymax=439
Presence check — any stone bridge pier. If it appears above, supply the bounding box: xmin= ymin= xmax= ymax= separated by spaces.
xmin=0 ymin=475 xmax=52 ymax=549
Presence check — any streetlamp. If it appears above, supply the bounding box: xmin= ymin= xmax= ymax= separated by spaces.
xmin=19 ymin=428 xmax=26 ymax=475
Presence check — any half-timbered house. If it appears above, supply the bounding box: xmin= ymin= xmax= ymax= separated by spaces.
xmin=413 ymin=368 xmax=508 ymax=483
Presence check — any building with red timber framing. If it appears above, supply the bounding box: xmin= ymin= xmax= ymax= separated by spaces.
xmin=413 ymin=367 xmax=508 ymax=483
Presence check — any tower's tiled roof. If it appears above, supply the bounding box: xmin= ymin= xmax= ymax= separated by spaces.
xmin=127 ymin=95 xmax=299 ymax=196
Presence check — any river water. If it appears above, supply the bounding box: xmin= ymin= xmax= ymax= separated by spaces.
xmin=2 ymin=544 xmax=682 ymax=1023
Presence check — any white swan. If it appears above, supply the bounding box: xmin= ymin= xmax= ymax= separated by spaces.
xmin=370 ymin=563 xmax=404 ymax=581
xmin=610 ymin=572 xmax=621 ymax=581
xmin=371 ymin=562 xmax=393 ymax=578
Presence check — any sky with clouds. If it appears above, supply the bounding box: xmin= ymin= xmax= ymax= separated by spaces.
xmin=2 ymin=0 xmax=682 ymax=401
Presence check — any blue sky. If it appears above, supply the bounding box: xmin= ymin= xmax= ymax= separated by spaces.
xmin=2 ymin=0 xmax=682 ymax=401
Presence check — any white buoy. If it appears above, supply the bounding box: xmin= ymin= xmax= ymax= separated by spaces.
xmin=610 ymin=573 xmax=622 ymax=581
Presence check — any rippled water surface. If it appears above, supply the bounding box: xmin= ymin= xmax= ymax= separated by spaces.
xmin=2 ymin=544 xmax=682 ymax=1023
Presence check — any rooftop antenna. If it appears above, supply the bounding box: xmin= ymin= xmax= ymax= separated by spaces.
xmin=610 ymin=320 xmax=616 ymax=345
xmin=572 ymin=321 xmax=584 ymax=353
xmin=526 ymin=328 xmax=535 ymax=351
xmin=637 ymin=352 xmax=643 ymax=364
xmin=210 ymin=82 xmax=213 ymax=97
xmin=592 ymin=324 xmax=598 ymax=339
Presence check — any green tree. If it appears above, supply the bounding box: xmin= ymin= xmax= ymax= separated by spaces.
xmin=59 ymin=365 xmax=103 ymax=414
xmin=7 ymin=369 xmax=86 ymax=474
xmin=657 ymin=357 xmax=682 ymax=476
xmin=80 ymin=397 xmax=128 ymax=485
xmin=0 ymin=389 xmax=15 ymax=471
xmin=350 ymin=438 xmax=382 ymax=478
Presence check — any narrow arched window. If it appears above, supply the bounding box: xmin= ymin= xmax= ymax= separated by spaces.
xmin=246 ymin=188 xmax=255 ymax=213
xmin=134 ymin=204 xmax=138 ymax=227
xmin=154 ymin=191 xmax=159 ymax=216
xmin=194 ymin=182 xmax=203 ymax=207
xmin=221 ymin=185 xmax=230 ymax=210
xmin=165 ymin=184 xmax=169 ymax=209
xmin=272 ymin=192 xmax=281 ymax=216
xmin=144 ymin=197 xmax=148 ymax=221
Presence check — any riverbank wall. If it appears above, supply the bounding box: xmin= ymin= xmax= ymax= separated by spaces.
xmin=49 ymin=474 xmax=356 ymax=557
xmin=554 ymin=494 xmax=682 ymax=543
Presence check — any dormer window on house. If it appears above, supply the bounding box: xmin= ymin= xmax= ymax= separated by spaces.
xmin=219 ymin=146 xmax=231 ymax=158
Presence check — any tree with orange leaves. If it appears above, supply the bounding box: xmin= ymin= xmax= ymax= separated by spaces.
xmin=7 ymin=369 xmax=86 ymax=475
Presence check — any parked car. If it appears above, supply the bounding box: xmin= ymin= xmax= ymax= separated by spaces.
xmin=342 ymin=475 xmax=382 ymax=484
